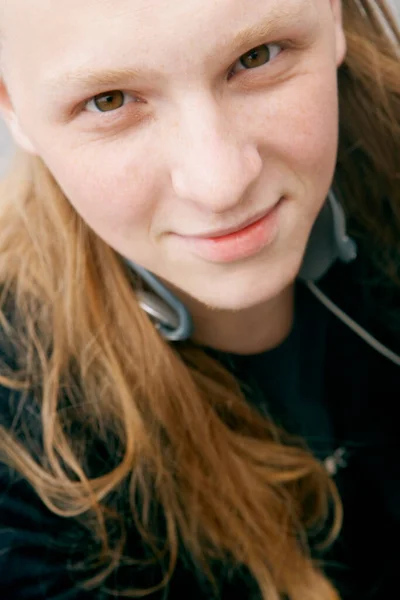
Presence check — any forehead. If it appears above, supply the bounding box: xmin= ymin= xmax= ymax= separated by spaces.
xmin=2 ymin=0 xmax=313 ymax=49
xmin=1 ymin=0 xmax=315 ymax=94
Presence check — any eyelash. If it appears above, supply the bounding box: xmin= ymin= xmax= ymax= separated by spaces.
xmin=82 ymin=41 xmax=286 ymax=118
xmin=228 ymin=42 xmax=283 ymax=78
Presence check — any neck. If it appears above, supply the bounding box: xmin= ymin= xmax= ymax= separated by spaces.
xmin=186 ymin=284 xmax=295 ymax=355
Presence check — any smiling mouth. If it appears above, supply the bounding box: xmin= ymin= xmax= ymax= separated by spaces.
xmin=174 ymin=197 xmax=285 ymax=264
xmin=185 ymin=200 xmax=282 ymax=240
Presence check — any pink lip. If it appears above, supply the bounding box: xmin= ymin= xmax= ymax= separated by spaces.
xmin=192 ymin=207 xmax=277 ymax=239
xmin=175 ymin=198 xmax=284 ymax=263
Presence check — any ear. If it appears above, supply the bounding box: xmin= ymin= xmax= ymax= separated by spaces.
xmin=0 ymin=79 xmax=38 ymax=155
xmin=330 ymin=0 xmax=347 ymax=67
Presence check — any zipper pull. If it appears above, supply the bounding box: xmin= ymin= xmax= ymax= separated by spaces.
xmin=324 ymin=447 xmax=348 ymax=476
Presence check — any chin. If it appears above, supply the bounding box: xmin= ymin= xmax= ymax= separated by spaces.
xmin=185 ymin=253 xmax=301 ymax=313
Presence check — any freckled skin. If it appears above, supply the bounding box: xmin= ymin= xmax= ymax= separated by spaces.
xmin=0 ymin=0 xmax=346 ymax=351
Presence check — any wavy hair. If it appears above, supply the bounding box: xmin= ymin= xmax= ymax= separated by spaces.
xmin=0 ymin=2 xmax=399 ymax=599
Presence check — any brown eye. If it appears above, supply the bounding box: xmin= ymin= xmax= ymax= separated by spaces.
xmin=240 ymin=45 xmax=271 ymax=69
xmin=93 ymin=90 xmax=125 ymax=112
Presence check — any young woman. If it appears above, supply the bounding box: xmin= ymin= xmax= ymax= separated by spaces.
xmin=0 ymin=1 xmax=399 ymax=598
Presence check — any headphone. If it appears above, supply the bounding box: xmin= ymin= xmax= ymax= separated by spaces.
xmin=125 ymin=261 xmax=194 ymax=342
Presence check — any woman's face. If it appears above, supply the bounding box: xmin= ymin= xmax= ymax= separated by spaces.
xmin=0 ymin=0 xmax=346 ymax=310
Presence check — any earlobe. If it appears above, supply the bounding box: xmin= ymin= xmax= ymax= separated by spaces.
xmin=0 ymin=79 xmax=38 ymax=155
xmin=330 ymin=0 xmax=347 ymax=67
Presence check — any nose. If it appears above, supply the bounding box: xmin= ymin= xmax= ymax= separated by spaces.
xmin=169 ymin=95 xmax=262 ymax=214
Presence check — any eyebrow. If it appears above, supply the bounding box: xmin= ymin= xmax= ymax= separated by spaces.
xmin=226 ymin=5 xmax=306 ymax=52
xmin=45 ymin=4 xmax=308 ymax=97
xmin=47 ymin=65 xmax=160 ymax=97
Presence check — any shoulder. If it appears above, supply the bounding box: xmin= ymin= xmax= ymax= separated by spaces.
xmin=0 ymin=386 xmax=98 ymax=599
xmin=0 ymin=316 xmax=94 ymax=598
xmin=0 ymin=462 xmax=98 ymax=599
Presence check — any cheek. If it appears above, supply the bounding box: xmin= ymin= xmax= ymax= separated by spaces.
xmin=257 ymin=72 xmax=339 ymax=186
xmin=287 ymin=92 xmax=339 ymax=181
xmin=41 ymin=147 xmax=158 ymax=240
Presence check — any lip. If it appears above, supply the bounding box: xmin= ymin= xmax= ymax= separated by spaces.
xmin=191 ymin=206 xmax=278 ymax=239
xmin=175 ymin=197 xmax=284 ymax=264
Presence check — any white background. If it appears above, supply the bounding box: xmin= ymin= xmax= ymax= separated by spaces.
xmin=0 ymin=0 xmax=399 ymax=176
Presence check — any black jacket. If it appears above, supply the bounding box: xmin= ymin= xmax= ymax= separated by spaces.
xmin=1 ymin=249 xmax=400 ymax=599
